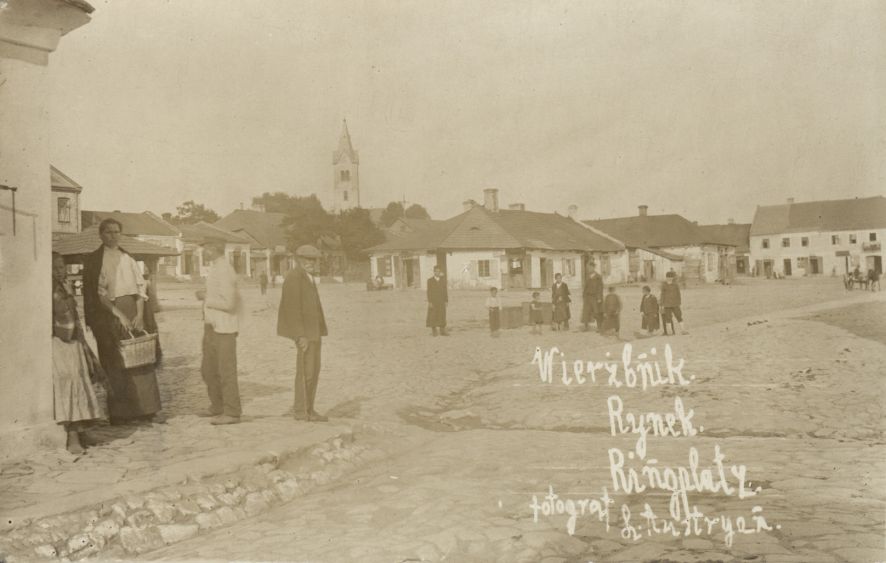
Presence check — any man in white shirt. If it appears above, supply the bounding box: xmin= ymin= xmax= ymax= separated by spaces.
xmin=197 ymin=240 xmax=242 ymax=425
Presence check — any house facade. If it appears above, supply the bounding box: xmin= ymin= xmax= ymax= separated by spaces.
xmin=698 ymin=222 xmax=752 ymax=275
xmin=50 ymin=166 xmax=82 ymax=236
xmin=750 ymin=196 xmax=885 ymax=277
xmin=179 ymin=221 xmax=253 ymax=278
xmin=82 ymin=210 xmax=184 ymax=277
xmin=368 ymin=189 xmax=625 ymax=290
xmin=585 ymin=206 xmax=736 ymax=283
xmin=215 ymin=209 xmax=295 ymax=281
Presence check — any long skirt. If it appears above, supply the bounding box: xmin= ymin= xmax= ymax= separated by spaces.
xmin=95 ymin=295 xmax=162 ymax=421
xmin=426 ymin=303 xmax=447 ymax=328
xmin=553 ymin=302 xmax=570 ymax=323
xmin=642 ymin=312 xmax=660 ymax=331
xmin=52 ymin=337 xmax=103 ymax=424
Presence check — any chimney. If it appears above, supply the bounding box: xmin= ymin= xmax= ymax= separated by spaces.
xmin=638 ymin=205 xmax=648 ymax=216
xmin=483 ymin=188 xmax=499 ymax=212
xmin=787 ymin=197 xmax=795 ymax=204
xmin=462 ymin=199 xmax=477 ymax=212
xmin=567 ymin=204 xmax=578 ymax=220
xmin=728 ymin=218 xmax=735 ymax=225
xmin=508 ymin=203 xmax=525 ymax=211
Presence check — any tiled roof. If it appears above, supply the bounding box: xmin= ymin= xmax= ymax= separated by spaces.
xmin=698 ymin=223 xmax=751 ymax=253
xmin=369 ymin=206 xmax=623 ymax=253
xmin=584 ymin=214 xmax=726 ymax=248
xmin=214 ymin=210 xmax=289 ymax=249
xmin=50 ymin=166 xmax=82 ymax=193
xmin=750 ymin=196 xmax=886 ymax=236
xmin=179 ymin=222 xmax=254 ymax=245
xmin=53 ymin=228 xmax=179 ymax=257
xmin=82 ymin=210 xmax=180 ymax=237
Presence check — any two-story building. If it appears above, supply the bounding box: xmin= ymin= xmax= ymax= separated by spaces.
xmin=749 ymin=196 xmax=885 ymax=277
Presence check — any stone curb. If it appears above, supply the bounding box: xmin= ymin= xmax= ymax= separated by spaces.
xmin=0 ymin=425 xmax=379 ymax=561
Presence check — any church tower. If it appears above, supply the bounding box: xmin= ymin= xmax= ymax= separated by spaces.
xmin=332 ymin=119 xmax=360 ymax=213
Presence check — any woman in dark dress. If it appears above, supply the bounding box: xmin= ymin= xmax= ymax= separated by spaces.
xmin=551 ymin=273 xmax=571 ymax=330
xmin=83 ymin=219 xmax=162 ymax=425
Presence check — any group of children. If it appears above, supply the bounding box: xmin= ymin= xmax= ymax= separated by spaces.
xmin=485 ymin=271 xmax=687 ymax=338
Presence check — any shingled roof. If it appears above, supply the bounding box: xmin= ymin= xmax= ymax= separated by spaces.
xmin=584 ymin=214 xmax=727 ymax=248
xmin=697 ymin=223 xmax=751 ymax=253
xmin=214 ymin=210 xmax=289 ymax=250
xmin=53 ymin=228 xmax=179 ymax=257
xmin=750 ymin=196 xmax=886 ymax=236
xmin=369 ymin=206 xmax=623 ymax=253
xmin=179 ymin=222 xmax=254 ymax=245
xmin=82 ymin=210 xmax=180 ymax=237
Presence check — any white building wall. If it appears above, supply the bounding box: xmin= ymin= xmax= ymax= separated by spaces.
xmin=750 ymin=228 xmax=886 ymax=277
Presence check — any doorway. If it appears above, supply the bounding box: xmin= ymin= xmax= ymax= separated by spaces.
xmin=643 ymin=260 xmax=655 ymax=282
xmin=763 ymin=260 xmax=774 ymax=278
xmin=809 ymin=257 xmax=822 ymax=275
xmin=867 ymin=255 xmax=882 ymax=275
xmin=538 ymin=257 xmax=553 ymax=288
xmin=783 ymin=259 xmax=792 ymax=276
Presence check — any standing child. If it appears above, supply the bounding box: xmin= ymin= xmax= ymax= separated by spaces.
xmin=486 ymin=287 xmax=502 ymax=336
xmin=529 ymin=291 xmax=544 ymax=334
xmin=639 ymin=285 xmax=660 ymax=336
xmin=603 ymin=286 xmax=622 ymax=338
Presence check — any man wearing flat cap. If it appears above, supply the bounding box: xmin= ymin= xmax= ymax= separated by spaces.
xmin=277 ymin=244 xmax=329 ymax=422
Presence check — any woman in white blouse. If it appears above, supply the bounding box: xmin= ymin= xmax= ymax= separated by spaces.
xmin=83 ymin=219 xmax=162 ymax=425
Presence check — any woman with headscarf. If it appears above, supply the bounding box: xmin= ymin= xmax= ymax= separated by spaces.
xmin=52 ymin=252 xmax=103 ymax=453
xmin=83 ymin=218 xmax=162 ymax=425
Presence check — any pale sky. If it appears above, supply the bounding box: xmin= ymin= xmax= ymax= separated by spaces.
xmin=49 ymin=0 xmax=885 ymax=224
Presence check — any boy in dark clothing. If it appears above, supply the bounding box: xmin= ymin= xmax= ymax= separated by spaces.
xmin=603 ymin=286 xmax=622 ymax=338
xmin=660 ymin=271 xmax=688 ymax=335
xmin=640 ymin=285 xmax=660 ymax=336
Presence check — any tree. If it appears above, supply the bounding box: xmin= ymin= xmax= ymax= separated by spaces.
xmin=163 ymin=200 xmax=220 ymax=225
xmin=281 ymin=194 xmax=336 ymax=250
xmin=252 ymin=192 xmax=299 ymax=214
xmin=335 ymin=208 xmax=386 ymax=260
xmin=379 ymin=201 xmax=404 ymax=227
xmin=404 ymin=203 xmax=431 ymax=220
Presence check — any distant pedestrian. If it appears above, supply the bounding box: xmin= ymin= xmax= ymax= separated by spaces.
xmin=277 ymin=245 xmax=329 ymax=422
xmin=639 ymin=285 xmax=660 ymax=336
xmin=661 ymin=271 xmax=688 ymax=335
xmin=197 ymin=240 xmax=243 ymax=425
xmin=426 ymin=266 xmax=449 ymax=336
xmin=259 ymin=271 xmax=268 ymax=295
xmin=486 ymin=287 xmax=502 ymax=336
xmin=529 ymin=291 xmax=544 ymax=335
xmin=603 ymin=286 xmax=622 ymax=338
xmin=868 ymin=269 xmax=880 ymax=292
xmin=551 ymin=273 xmax=571 ymax=331
xmin=581 ymin=268 xmax=604 ymax=332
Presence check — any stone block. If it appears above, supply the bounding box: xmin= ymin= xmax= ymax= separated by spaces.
xmin=34 ymin=544 xmax=58 ymax=558
xmin=215 ymin=507 xmax=238 ymax=525
xmin=275 ymin=479 xmax=299 ymax=501
xmin=174 ymin=499 xmax=202 ymax=517
xmin=244 ymin=492 xmax=269 ymax=516
xmin=157 ymin=524 xmax=199 ymax=545
xmin=119 ymin=526 xmax=164 ymax=554
xmin=195 ymin=495 xmax=218 ymax=511
xmin=146 ymin=499 xmax=177 ymax=524
xmin=195 ymin=512 xmax=222 ymax=531
xmin=223 ymin=478 xmax=239 ymax=491
xmin=92 ymin=519 xmax=120 ymax=539
xmin=125 ymin=510 xmax=154 ymax=529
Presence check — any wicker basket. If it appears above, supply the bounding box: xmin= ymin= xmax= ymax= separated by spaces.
xmin=118 ymin=330 xmax=157 ymax=369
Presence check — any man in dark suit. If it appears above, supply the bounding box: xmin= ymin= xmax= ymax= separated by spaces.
xmin=581 ymin=268 xmax=604 ymax=332
xmin=426 ymin=266 xmax=448 ymax=336
xmin=277 ymin=244 xmax=329 ymax=422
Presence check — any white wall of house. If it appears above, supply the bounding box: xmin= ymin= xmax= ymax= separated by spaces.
xmin=135 ymin=234 xmax=183 ymax=277
xmin=634 ymin=248 xmax=683 ymax=282
xmin=446 ymin=250 xmax=503 ymax=289
xmin=658 ymin=244 xmax=734 ymax=283
xmin=750 ymin=228 xmax=885 ymax=277
xmin=51 ymin=189 xmax=80 ymax=234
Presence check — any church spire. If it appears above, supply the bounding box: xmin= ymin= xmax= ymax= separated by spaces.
xmin=332 ymin=119 xmax=360 ymax=212
xmin=333 ymin=119 xmax=358 ymax=164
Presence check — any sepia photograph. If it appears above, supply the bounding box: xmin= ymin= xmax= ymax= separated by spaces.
xmin=0 ymin=1 xmax=884 ymax=561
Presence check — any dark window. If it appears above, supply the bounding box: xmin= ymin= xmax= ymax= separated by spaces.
xmin=340 ymin=170 xmax=350 ymax=182
xmin=761 ymin=238 xmax=770 ymax=249
xmin=478 ymin=260 xmax=491 ymax=277
xmin=376 ymin=256 xmax=391 ymax=277
xmin=57 ymin=197 xmax=71 ymax=223
xmin=871 ymin=232 xmax=878 ymax=242
xmin=343 ymin=191 xmax=349 ymax=201
xmin=831 ymin=235 xmax=840 ymax=245
xmin=849 ymin=234 xmax=857 ymax=244
xmin=781 ymin=238 xmax=790 ymax=248
xmin=801 ymin=237 xmax=809 ymax=247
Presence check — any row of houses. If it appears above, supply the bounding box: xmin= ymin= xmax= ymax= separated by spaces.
xmin=51 ymin=166 xmax=298 ymax=279
xmin=368 ymin=189 xmax=885 ymax=290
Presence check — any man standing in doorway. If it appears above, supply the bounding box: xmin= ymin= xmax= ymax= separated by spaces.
xmin=277 ymin=245 xmax=329 ymax=422
xmin=426 ymin=265 xmax=449 ymax=336
xmin=197 ymin=239 xmax=243 ymax=425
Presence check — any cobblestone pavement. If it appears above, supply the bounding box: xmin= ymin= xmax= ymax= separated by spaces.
xmin=145 ymin=278 xmax=884 ymax=562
